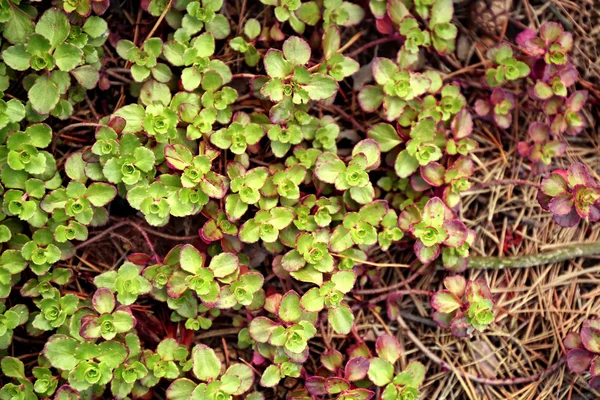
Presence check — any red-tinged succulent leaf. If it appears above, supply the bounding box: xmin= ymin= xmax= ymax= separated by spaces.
xmin=431 ymin=290 xmax=461 ymax=313
xmin=591 ymin=376 xmax=600 ymax=390
xmin=528 ymin=122 xmax=550 ymax=143
xmin=321 ymin=349 xmax=343 ymax=372
xmin=305 ymin=376 xmax=327 ymax=396
xmin=442 ymin=220 xmax=468 ymax=248
xmin=200 ymin=219 xmax=224 ymax=242
xmin=420 ymin=163 xmax=445 ymax=187
xmin=540 ymin=21 xmax=563 ymax=42
xmin=358 ymin=85 xmax=384 ymax=112
xmin=342 ymin=389 xmax=375 ymax=400
xmin=248 ymin=317 xmax=279 ymax=343
xmin=563 ymin=331 xmax=582 ymax=350
xmin=414 ymin=241 xmax=440 ymax=264
xmin=533 ymin=81 xmax=553 ymax=100
xmin=410 ymin=173 xmax=431 ymax=192
xmin=573 ymin=185 xmax=600 ymax=219
xmin=372 ymin=58 xmax=398 ymax=86
xmin=398 ymin=204 xmax=421 ymax=231
xmin=494 ymin=112 xmax=511 ymax=129
xmin=387 ymin=0 xmax=410 ymax=24
xmin=581 ymin=319 xmax=600 ymax=353
xmin=566 ymin=348 xmax=594 ymax=373
xmin=548 ymin=192 xmax=574 ymax=216
xmin=450 ymin=314 xmax=470 ymax=337
xmin=127 ymin=253 xmax=153 ymax=265
xmin=490 ymin=87 xmax=512 ymax=104
xmin=544 ymin=97 xmax=564 ymax=116
xmin=443 ymin=275 xmax=466 ymax=298
xmin=344 ymin=356 xmax=370 ymax=381
xmin=465 ymin=279 xmax=493 ymax=304
xmin=422 ymin=197 xmax=451 ymax=226
xmin=517 ymin=142 xmax=530 ymax=158
xmin=541 ymin=173 xmax=568 ymax=196
xmin=553 ymin=207 xmax=581 ymax=227
xmin=474 ymin=99 xmax=491 ymax=117
xmin=589 ymin=203 xmax=600 ymax=222
xmin=324 ymin=377 xmax=350 ymax=394
xmin=451 ymin=109 xmax=473 ymax=139
xmin=559 ymin=65 xmax=579 ymax=86
xmin=375 ymin=334 xmax=402 ymax=364
xmin=566 ymin=91 xmax=588 ymax=112
xmin=591 ymin=357 xmax=600 ymax=376
xmin=567 ymin=163 xmax=594 ymax=187
xmin=432 ymin=310 xmax=454 ymax=329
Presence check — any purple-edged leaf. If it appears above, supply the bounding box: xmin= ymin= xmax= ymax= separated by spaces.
xmin=200 ymin=219 xmax=224 ymax=242
xmin=474 ymin=99 xmax=491 ymax=117
xmin=431 ymin=290 xmax=461 ymax=313
xmin=421 ymin=163 xmax=445 ymax=187
xmin=548 ymin=192 xmax=574 ymax=216
xmin=344 ymin=356 xmax=370 ymax=381
xmin=566 ymin=91 xmax=588 ymax=112
xmin=248 ymin=317 xmax=279 ymax=343
xmin=278 ymin=291 xmax=302 ymax=323
xmin=324 ymin=377 xmax=350 ymax=394
xmin=563 ymin=331 xmax=582 ymax=350
xmin=494 ymin=112 xmax=512 ymax=129
xmin=410 ymin=173 xmax=431 ymax=192
xmin=79 ymin=318 xmax=101 ymax=339
xmin=450 ymin=314 xmax=470 ymax=337
xmin=164 ymin=144 xmax=192 ymax=170
xmin=567 ymin=163 xmax=594 ymax=187
xmin=375 ymin=337 xmax=401 ymax=368
xmin=539 ymin=21 xmax=563 ymax=43
xmin=352 ymin=139 xmax=381 ymax=170
xmin=422 ymin=197 xmax=451 ymax=226
xmin=387 ymin=0 xmax=410 ymax=24
xmin=414 ymin=241 xmax=440 ymax=264
xmin=541 ymin=173 xmax=568 ymax=196
xmin=553 ymin=208 xmax=581 ymax=227
xmin=321 ymin=349 xmax=343 ymax=372
xmin=566 ymin=348 xmax=594 ymax=373
xmin=451 ymin=109 xmax=473 ymax=139
xmin=394 ymin=149 xmax=419 ymax=179
xmin=591 ymin=357 xmax=600 ymax=376
xmin=581 ymin=319 xmax=600 ymax=353
xmin=591 ymin=376 xmax=600 ymax=390
xmin=574 ymin=186 xmax=600 ymax=219
xmin=343 ymin=389 xmax=375 ymax=400
xmin=305 ymin=376 xmax=327 ymax=396
xmin=559 ymin=65 xmax=579 ymax=86
xmin=358 ymin=85 xmax=384 ymax=112
xmin=528 ymin=122 xmax=550 ymax=143
xmin=200 ymin=172 xmax=228 ymax=199
xmin=443 ymin=275 xmax=466 ymax=298
xmin=533 ymin=81 xmax=553 ymax=100
xmin=93 ymin=288 xmax=115 ymax=314
xmin=372 ymin=58 xmax=398 ymax=86
xmin=398 ymin=204 xmax=421 ymax=231
xmin=442 ymin=219 xmax=468 ymax=248
xmin=432 ymin=310 xmax=454 ymax=329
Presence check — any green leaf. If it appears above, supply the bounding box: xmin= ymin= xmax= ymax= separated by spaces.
xmin=4 ymin=5 xmax=35 ymax=45
xmin=282 ymin=36 xmax=311 ymax=65
xmin=1 ymin=356 xmax=25 ymax=378
xmin=260 ymin=365 xmax=281 ymax=387
xmin=71 ymin=65 xmax=99 ymax=89
xmin=244 ymin=18 xmax=261 ymax=40
xmin=44 ymin=335 xmax=79 ymax=370
xmin=264 ymin=50 xmax=290 ymax=79
xmin=279 ymin=291 xmax=302 ymax=322
xmin=166 ymin=378 xmax=197 ymax=400
xmin=36 ymin=8 xmax=70 ymax=48
xmin=192 ymin=344 xmax=222 ymax=381
xmin=83 ymin=16 xmax=108 ymax=38
xmin=208 ymin=252 xmax=238 ymax=278
xmin=54 ymin=43 xmax=83 ymax=71
xmin=328 ymin=304 xmax=354 ymax=334
xmin=2 ymin=45 xmax=30 ymax=71
xmin=96 ymin=341 xmax=128 ymax=368
xmin=430 ymin=0 xmax=453 ymax=25
xmin=86 ymin=183 xmax=116 ymax=207
xmin=394 ymin=149 xmax=419 ymax=178
xmin=179 ymin=245 xmax=204 ymax=275
xmin=304 ymin=74 xmax=338 ymax=100
xmin=367 ymin=123 xmax=402 ymax=152
xmin=29 ymin=76 xmax=59 ymax=115
xmin=368 ymin=358 xmax=394 ymax=386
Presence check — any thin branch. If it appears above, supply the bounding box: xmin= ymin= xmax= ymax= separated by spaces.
xmin=332 ymin=253 xmax=410 ymax=268
xmin=467 ymin=241 xmax=600 ymax=269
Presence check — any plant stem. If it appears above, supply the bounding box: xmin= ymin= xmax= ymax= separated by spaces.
xmin=57 ymin=122 xmax=104 ymax=134
xmin=467 ymin=241 xmax=600 ymax=269
xmin=396 ymin=314 xmax=565 ymax=385
xmin=346 ymin=35 xmax=403 ymax=58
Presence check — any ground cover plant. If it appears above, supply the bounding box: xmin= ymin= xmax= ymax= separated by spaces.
xmin=0 ymin=0 xmax=599 ymax=399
